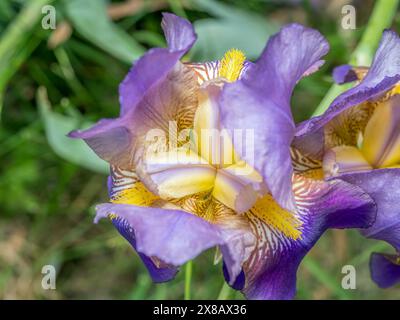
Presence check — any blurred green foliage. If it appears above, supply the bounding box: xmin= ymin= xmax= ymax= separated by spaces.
xmin=0 ymin=0 xmax=399 ymax=299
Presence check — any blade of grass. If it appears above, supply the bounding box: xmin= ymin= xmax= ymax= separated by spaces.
xmin=184 ymin=260 xmax=193 ymax=300
xmin=217 ymin=282 xmax=232 ymax=300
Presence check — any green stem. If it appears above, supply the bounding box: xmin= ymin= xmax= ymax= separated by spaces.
xmin=184 ymin=260 xmax=193 ymax=300
xmin=313 ymin=0 xmax=399 ymax=116
xmin=217 ymin=282 xmax=232 ymax=300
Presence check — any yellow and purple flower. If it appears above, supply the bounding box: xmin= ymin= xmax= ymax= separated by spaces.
xmin=296 ymin=30 xmax=400 ymax=288
xmin=69 ymin=14 xmax=375 ymax=299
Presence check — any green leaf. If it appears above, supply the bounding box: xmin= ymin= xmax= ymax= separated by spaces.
xmin=37 ymin=87 xmax=109 ymax=175
xmin=64 ymin=0 xmax=145 ymax=64
xmin=191 ymin=0 xmax=278 ymax=61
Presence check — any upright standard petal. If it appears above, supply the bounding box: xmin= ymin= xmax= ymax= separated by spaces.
xmin=297 ymin=29 xmax=400 ymax=137
xmin=161 ymin=12 xmax=196 ymax=52
xmin=119 ymin=13 xmax=196 ymax=115
xmin=69 ymin=14 xmax=198 ymax=168
xmin=220 ymin=23 xmax=329 ymax=211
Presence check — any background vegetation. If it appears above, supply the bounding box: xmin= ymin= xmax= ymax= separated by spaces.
xmin=0 ymin=0 xmax=399 ymax=299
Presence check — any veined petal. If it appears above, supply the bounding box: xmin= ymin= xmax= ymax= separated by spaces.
xmin=239 ymin=174 xmax=375 ymax=300
xmin=68 ymin=119 xmax=132 ymax=168
xmin=108 ymin=166 xmax=139 ymax=197
xmin=220 ymin=23 xmax=329 ymax=212
xmin=323 ymin=145 xmax=372 ymax=177
xmin=186 ymin=60 xmax=253 ymax=86
xmin=324 ymin=101 xmax=376 ymax=149
xmin=108 ymin=165 xmax=159 ymax=206
xmin=249 ymin=193 xmax=302 ymax=241
xmin=120 ymin=13 xmax=196 ymax=116
xmin=72 ymin=60 xmax=199 ymax=169
xmin=290 ymin=146 xmax=323 ymax=178
xmin=127 ymin=60 xmax=198 ymax=155
xmin=361 ymin=95 xmax=400 ymax=168
xmin=185 ymin=61 xmax=220 ymax=85
xmin=370 ymin=252 xmax=400 ymax=288
xmin=70 ymin=14 xmax=199 ymax=169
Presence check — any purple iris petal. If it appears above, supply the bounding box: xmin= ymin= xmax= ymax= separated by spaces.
xmin=297 ymin=29 xmax=400 ymax=138
xmin=223 ymin=262 xmax=245 ymax=291
xmin=107 ymin=175 xmax=112 ymax=198
xmin=370 ymin=253 xmax=400 ymax=288
xmin=219 ymin=23 xmax=329 ymax=212
xmin=335 ymin=169 xmax=400 ymax=289
xmin=243 ymin=178 xmax=376 ymax=300
xmin=339 ymin=169 xmax=400 ymax=250
xmin=68 ymin=13 xmax=197 ymax=166
xmin=95 ymin=203 xmax=223 ymax=265
xmin=161 ymin=12 xmax=197 ymax=52
xmin=119 ymin=12 xmax=196 ymax=116
xmin=111 ymin=216 xmax=178 ymax=282
xmin=95 ymin=203 xmax=251 ymax=285
xmin=68 ymin=119 xmax=132 ymax=167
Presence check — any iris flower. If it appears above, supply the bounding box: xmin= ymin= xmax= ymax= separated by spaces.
xmin=296 ymin=30 xmax=400 ymax=288
xmin=69 ymin=13 xmax=375 ymax=299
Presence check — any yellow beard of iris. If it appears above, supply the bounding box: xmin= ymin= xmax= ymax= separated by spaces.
xmin=218 ymin=48 xmax=246 ymax=82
